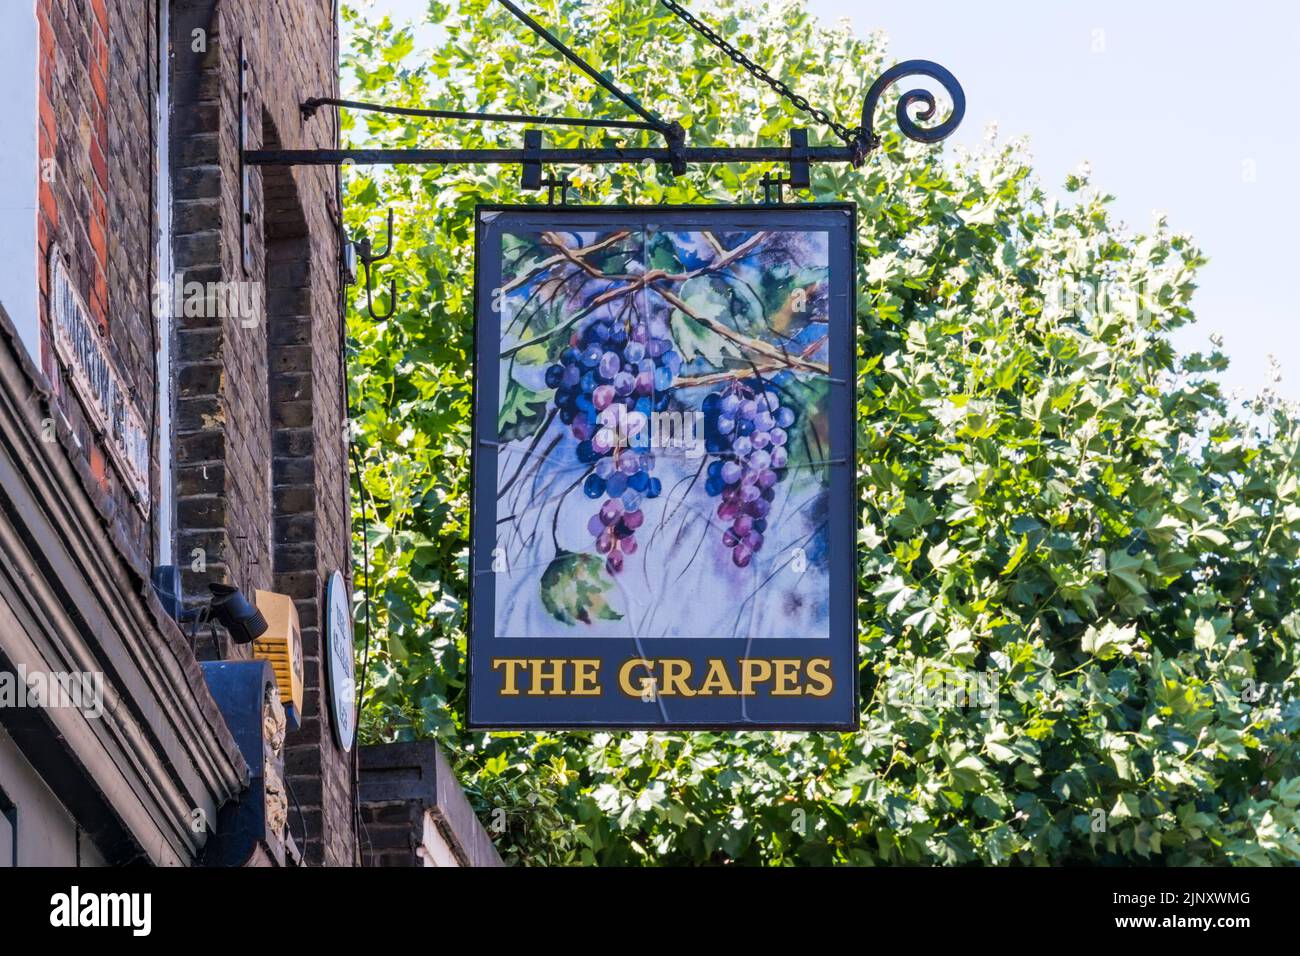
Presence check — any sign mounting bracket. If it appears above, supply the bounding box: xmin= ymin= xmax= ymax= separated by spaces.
xmin=247 ymin=0 xmax=964 ymax=182
xmin=241 ymin=0 xmax=965 ymax=316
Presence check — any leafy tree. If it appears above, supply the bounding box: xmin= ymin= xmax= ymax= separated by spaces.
xmin=341 ymin=0 xmax=1300 ymax=864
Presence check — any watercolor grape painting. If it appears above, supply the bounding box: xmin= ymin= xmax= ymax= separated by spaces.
xmin=487 ymin=220 xmax=839 ymax=641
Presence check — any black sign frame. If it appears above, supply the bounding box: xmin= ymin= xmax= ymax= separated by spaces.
xmin=468 ymin=204 xmax=858 ymax=730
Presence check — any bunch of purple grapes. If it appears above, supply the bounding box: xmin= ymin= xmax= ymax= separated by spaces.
xmin=701 ymin=383 xmax=795 ymax=567
xmin=544 ymin=317 xmax=679 ymax=574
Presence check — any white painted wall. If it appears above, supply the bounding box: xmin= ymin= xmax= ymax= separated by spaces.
xmin=418 ymin=810 xmax=462 ymax=867
xmin=0 ymin=724 xmax=106 ymax=866
xmin=0 ymin=2 xmax=39 ymax=360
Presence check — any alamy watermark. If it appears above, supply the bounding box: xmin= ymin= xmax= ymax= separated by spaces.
xmin=596 ymin=402 xmax=705 ymax=459
xmin=151 ymin=272 xmax=262 ymax=327
xmin=50 ymin=886 xmax=151 ymax=936
xmin=0 ymin=665 xmax=105 ymax=719
xmin=883 ymin=667 xmax=999 ymax=718
xmin=1040 ymin=275 xmax=1161 ymax=325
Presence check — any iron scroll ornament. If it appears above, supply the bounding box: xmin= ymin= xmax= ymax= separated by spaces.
xmin=655 ymin=0 xmax=963 ymax=164
xmin=860 ymin=60 xmax=966 ymax=152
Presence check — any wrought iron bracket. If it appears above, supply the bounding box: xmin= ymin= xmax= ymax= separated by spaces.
xmin=248 ymin=0 xmax=963 ymax=182
xmin=246 ymin=61 xmax=964 ymax=178
xmin=239 ymin=0 xmax=966 ymax=316
xmin=356 ymin=208 xmax=397 ymax=320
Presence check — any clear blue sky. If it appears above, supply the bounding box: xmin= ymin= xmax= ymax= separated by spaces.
xmin=361 ymin=0 xmax=1299 ymax=401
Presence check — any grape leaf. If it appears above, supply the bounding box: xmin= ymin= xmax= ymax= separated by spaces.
xmin=498 ymin=379 xmax=550 ymax=442
xmin=540 ymin=551 xmax=623 ymax=626
xmin=670 ymin=308 xmax=740 ymax=367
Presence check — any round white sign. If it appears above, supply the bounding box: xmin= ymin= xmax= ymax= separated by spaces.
xmin=325 ymin=570 xmax=357 ymax=751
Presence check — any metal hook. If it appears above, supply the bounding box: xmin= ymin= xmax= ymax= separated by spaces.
xmin=759 ymin=130 xmax=809 ymax=205
xmin=760 ymin=171 xmax=785 ymax=205
xmin=356 ymin=208 xmax=397 ymax=320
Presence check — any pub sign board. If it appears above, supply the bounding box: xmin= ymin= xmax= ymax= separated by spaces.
xmin=468 ymin=205 xmax=857 ymax=729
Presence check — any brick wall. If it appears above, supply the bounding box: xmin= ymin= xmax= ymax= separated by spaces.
xmin=37 ymin=0 xmax=354 ymax=866
xmin=37 ymin=0 xmax=158 ymax=571
xmin=360 ymin=801 xmax=424 ymax=867
xmin=167 ymin=0 xmax=353 ymax=868
xmin=358 ymin=743 xmax=506 ymax=868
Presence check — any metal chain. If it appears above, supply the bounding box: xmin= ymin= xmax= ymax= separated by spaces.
xmin=658 ymin=0 xmax=862 ymax=146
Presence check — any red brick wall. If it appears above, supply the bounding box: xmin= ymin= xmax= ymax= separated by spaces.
xmin=37 ymin=0 xmax=156 ymax=568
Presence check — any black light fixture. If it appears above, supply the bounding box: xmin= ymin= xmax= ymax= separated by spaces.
xmin=208 ymin=583 xmax=269 ymax=645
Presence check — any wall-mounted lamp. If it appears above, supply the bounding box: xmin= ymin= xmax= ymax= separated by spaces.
xmin=208 ymin=583 xmax=269 ymax=644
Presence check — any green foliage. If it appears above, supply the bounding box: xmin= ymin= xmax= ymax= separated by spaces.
xmin=342 ymin=0 xmax=1300 ymax=865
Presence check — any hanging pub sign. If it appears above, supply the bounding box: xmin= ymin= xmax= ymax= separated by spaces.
xmin=468 ymin=204 xmax=857 ymax=729
xmin=236 ymin=0 xmax=964 ymax=729
xmin=46 ymin=244 xmax=151 ymax=515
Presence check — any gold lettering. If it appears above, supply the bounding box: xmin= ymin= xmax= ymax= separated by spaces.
xmin=571 ymin=659 xmax=602 ymax=695
xmin=492 ymin=659 xmax=527 ymax=696
xmin=697 ymin=658 xmax=738 ymax=696
xmin=527 ymin=658 xmax=568 ymax=695
xmin=805 ymin=658 xmax=833 ymax=697
xmin=618 ymin=658 xmax=654 ymax=697
xmin=659 ymin=659 xmax=697 ymax=697
xmin=772 ymin=659 xmax=803 ymax=696
xmin=740 ymin=658 xmax=773 ymax=696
